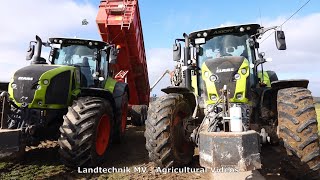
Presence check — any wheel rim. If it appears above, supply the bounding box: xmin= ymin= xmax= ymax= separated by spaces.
xmin=96 ymin=114 xmax=111 ymax=156
xmin=121 ymin=98 xmax=128 ymax=133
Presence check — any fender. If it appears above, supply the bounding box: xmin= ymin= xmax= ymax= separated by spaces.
xmin=259 ymin=79 xmax=309 ymax=122
xmin=271 ymin=79 xmax=309 ymax=90
xmin=79 ymin=88 xmax=116 ymax=115
xmin=113 ymin=82 xmax=129 ymax=100
xmin=161 ymin=86 xmax=197 ymax=113
xmin=113 ymin=82 xmax=129 ymax=111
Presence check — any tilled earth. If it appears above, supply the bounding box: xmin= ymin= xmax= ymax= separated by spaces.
xmin=0 ymin=124 xmax=306 ymax=180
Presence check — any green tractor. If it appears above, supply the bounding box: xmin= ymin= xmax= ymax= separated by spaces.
xmin=145 ymin=24 xmax=320 ymax=178
xmin=0 ymin=35 xmax=129 ymax=167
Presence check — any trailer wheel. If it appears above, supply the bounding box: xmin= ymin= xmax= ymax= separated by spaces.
xmin=58 ymin=96 xmax=113 ymax=167
xmin=145 ymin=94 xmax=194 ymax=168
xmin=131 ymin=105 xmax=147 ymax=126
xmin=277 ymin=87 xmax=320 ymax=178
xmin=113 ymin=92 xmax=128 ymax=143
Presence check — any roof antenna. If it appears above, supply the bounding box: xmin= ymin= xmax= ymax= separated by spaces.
xmin=261 ymin=0 xmax=312 ymax=44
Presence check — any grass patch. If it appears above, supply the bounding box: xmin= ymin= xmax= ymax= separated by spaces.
xmin=0 ymin=163 xmax=66 ymax=180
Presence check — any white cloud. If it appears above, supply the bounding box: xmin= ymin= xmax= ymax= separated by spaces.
xmin=259 ymin=13 xmax=320 ymax=96
xmin=0 ymin=0 xmax=98 ymax=81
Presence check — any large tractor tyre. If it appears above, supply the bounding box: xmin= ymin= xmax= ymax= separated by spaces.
xmin=145 ymin=94 xmax=194 ymax=168
xmin=277 ymin=87 xmax=320 ymax=178
xmin=58 ymin=96 xmax=114 ymax=167
xmin=113 ymin=92 xmax=129 ymax=143
xmin=131 ymin=105 xmax=147 ymax=126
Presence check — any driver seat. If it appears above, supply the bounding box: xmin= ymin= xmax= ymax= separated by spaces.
xmin=80 ymin=57 xmax=94 ymax=87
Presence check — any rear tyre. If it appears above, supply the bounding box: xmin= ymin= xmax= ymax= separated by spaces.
xmin=113 ymin=92 xmax=128 ymax=143
xmin=58 ymin=96 xmax=114 ymax=167
xmin=277 ymin=87 xmax=320 ymax=178
xmin=131 ymin=105 xmax=147 ymax=126
xmin=145 ymin=94 xmax=194 ymax=168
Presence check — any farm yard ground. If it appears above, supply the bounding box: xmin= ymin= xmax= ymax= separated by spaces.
xmin=0 ymin=103 xmax=319 ymax=180
xmin=0 ymin=122 xmax=314 ymax=180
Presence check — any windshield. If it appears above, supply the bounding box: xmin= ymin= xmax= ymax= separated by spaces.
xmin=198 ymin=34 xmax=252 ymax=66
xmin=53 ymin=45 xmax=97 ymax=68
xmin=53 ymin=44 xmax=98 ymax=87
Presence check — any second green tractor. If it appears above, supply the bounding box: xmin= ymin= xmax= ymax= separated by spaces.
xmin=0 ymin=36 xmax=129 ymax=167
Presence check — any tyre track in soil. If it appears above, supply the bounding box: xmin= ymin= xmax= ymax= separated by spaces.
xmin=0 ymin=124 xmax=302 ymax=180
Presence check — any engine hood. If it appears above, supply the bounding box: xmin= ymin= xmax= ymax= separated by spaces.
xmin=201 ymin=56 xmax=250 ymax=104
xmin=9 ymin=65 xmax=74 ymax=108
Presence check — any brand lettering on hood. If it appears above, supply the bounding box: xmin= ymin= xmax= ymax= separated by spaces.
xmin=216 ymin=67 xmax=235 ymax=73
xmin=18 ymin=77 xmax=34 ymax=81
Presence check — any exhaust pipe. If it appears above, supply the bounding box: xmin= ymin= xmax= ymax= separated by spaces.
xmin=31 ymin=35 xmax=44 ymax=64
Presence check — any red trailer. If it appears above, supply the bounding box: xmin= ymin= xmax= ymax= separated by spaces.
xmin=96 ymin=0 xmax=149 ymax=126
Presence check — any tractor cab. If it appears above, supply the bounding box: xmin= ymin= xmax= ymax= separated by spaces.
xmin=193 ymin=25 xmax=258 ymax=66
xmin=172 ymin=24 xmax=287 ymax=105
xmin=47 ymin=38 xmax=118 ymax=88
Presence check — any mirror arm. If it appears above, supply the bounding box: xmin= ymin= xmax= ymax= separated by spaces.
xmin=258 ymin=26 xmax=278 ymax=35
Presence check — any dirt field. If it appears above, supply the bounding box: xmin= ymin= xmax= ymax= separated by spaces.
xmin=0 ymin=122 xmax=310 ymax=180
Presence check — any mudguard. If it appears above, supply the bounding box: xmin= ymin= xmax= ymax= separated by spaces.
xmin=113 ymin=82 xmax=129 ymax=113
xmin=161 ymin=86 xmax=197 ymax=111
xmin=271 ymin=79 xmax=309 ymax=90
xmin=80 ymin=88 xmax=116 ymax=115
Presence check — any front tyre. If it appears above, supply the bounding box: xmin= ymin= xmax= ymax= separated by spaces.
xmin=277 ymin=87 xmax=320 ymax=178
xmin=145 ymin=94 xmax=194 ymax=168
xmin=58 ymin=96 xmax=114 ymax=167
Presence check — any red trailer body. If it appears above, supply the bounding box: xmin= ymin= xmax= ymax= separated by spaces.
xmin=96 ymin=0 xmax=149 ymax=106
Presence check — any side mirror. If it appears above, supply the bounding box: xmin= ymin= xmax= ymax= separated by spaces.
xmin=275 ymin=30 xmax=287 ymax=50
xmin=173 ymin=43 xmax=181 ymax=61
xmin=109 ymin=47 xmax=118 ymax=64
xmin=26 ymin=44 xmax=35 ymax=60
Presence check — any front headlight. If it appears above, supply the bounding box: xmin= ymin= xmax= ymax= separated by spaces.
xmin=210 ymin=75 xmax=218 ymax=82
xmin=43 ymin=79 xmax=49 ymax=85
xmin=234 ymin=73 xmax=241 ymax=80
xmin=11 ymin=83 xmax=17 ymax=89
xmin=236 ymin=93 xmax=243 ymax=99
xmin=210 ymin=95 xmax=217 ymax=101
xmin=241 ymin=68 xmax=247 ymax=75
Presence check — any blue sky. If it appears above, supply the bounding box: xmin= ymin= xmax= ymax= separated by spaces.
xmin=0 ymin=0 xmax=319 ymax=96
xmin=75 ymin=0 xmax=320 ymax=49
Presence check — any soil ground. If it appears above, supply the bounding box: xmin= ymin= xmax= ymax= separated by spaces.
xmin=0 ymin=122 xmax=311 ymax=180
